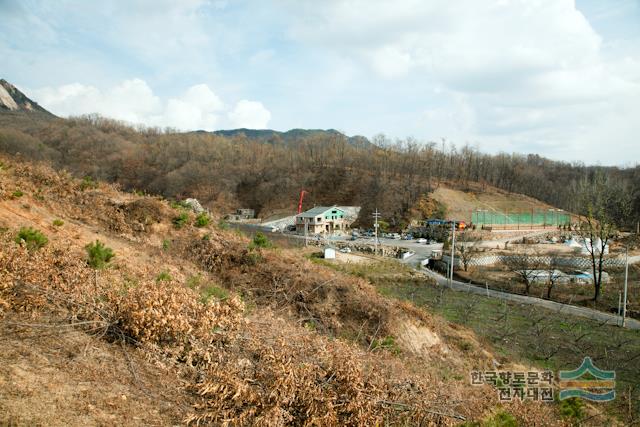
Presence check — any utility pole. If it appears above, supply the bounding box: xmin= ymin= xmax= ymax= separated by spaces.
xmin=622 ymin=246 xmax=629 ymax=327
xmin=618 ymin=291 xmax=622 ymax=326
xmin=304 ymin=217 xmax=308 ymax=247
xmin=449 ymin=221 xmax=456 ymax=288
xmin=531 ymin=208 xmax=534 ymax=230
xmin=372 ymin=209 xmax=381 ymax=256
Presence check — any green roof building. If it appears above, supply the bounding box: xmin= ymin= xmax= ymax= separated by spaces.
xmin=296 ymin=206 xmax=349 ymax=234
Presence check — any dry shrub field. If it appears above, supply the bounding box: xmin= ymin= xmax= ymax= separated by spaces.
xmin=0 ymin=155 xmax=564 ymax=425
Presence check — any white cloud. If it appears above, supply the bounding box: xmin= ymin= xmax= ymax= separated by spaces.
xmin=283 ymin=0 xmax=640 ymax=164
xmin=228 ymin=100 xmax=272 ymax=129
xmin=288 ymin=0 xmax=602 ymax=84
xmin=181 ymin=84 xmax=225 ymax=111
xmin=31 ymin=79 xmax=161 ymax=124
xmin=5 ymin=0 xmax=639 ymax=164
xmin=366 ymin=45 xmax=413 ymax=79
xmin=30 ymin=79 xmax=270 ymax=131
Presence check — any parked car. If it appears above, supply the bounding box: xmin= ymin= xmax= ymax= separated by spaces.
xmin=402 ymin=234 xmax=413 ymax=240
xmin=339 ymin=247 xmax=352 ymax=253
xmin=416 ymin=238 xmax=427 ymax=244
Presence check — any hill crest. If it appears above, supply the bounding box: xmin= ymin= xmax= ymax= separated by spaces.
xmin=209 ymin=127 xmax=372 ymax=147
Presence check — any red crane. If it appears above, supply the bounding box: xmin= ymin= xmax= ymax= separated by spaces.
xmin=297 ymin=190 xmax=308 ymax=214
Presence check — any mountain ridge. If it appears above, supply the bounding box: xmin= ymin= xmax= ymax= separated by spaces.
xmin=0 ymin=79 xmax=54 ymax=116
xmin=207 ymin=127 xmax=372 ymax=147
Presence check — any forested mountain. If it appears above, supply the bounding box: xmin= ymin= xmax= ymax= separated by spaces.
xmin=0 ymin=84 xmax=637 ymax=229
xmin=210 ymin=128 xmax=371 ymax=148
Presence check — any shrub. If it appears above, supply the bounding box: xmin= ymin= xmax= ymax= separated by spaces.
xmin=170 ymin=200 xmax=190 ymax=210
xmin=370 ymin=336 xmax=401 ymax=355
xmin=15 ymin=227 xmax=48 ymax=250
xmin=186 ymin=274 xmax=203 ymax=289
xmin=461 ymin=410 xmax=518 ymax=427
xmin=11 ymin=190 xmax=24 ymax=198
xmin=559 ymin=397 xmax=584 ymax=422
xmin=80 ymin=176 xmax=98 ymax=190
xmin=162 ymin=238 xmax=171 ymax=251
xmin=249 ymin=232 xmax=272 ymax=249
xmin=200 ymin=284 xmax=229 ymax=304
xmin=52 ymin=219 xmax=64 ymax=227
xmin=195 ymin=212 xmax=210 ymax=227
xmin=85 ymin=240 xmax=115 ymax=268
xmin=156 ymin=270 xmax=172 ymax=282
xmin=243 ymin=251 xmax=263 ymax=265
xmin=483 ymin=410 xmax=518 ymax=427
xmin=172 ymin=212 xmax=189 ymax=229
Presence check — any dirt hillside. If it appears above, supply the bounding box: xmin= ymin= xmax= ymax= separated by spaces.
xmin=0 ymin=155 xmax=563 ymax=425
xmin=431 ymin=182 xmax=559 ymax=222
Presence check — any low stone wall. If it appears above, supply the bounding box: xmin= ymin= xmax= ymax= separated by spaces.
xmin=311 ymin=240 xmax=405 ymax=258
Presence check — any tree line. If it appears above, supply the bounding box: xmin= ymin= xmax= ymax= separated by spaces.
xmin=0 ymin=113 xmax=638 ymax=229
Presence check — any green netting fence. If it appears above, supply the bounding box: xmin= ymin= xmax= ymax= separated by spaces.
xmin=471 ymin=210 xmax=570 ymax=227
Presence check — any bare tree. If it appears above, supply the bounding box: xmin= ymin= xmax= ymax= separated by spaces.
xmin=576 ymin=171 xmax=627 ymax=301
xmin=456 ymin=232 xmax=480 ymax=272
xmin=504 ymin=248 xmax=541 ymax=295
xmin=543 ymin=252 xmax=563 ymax=299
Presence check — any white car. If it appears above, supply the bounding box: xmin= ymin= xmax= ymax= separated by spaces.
xmin=339 ymin=247 xmax=352 ymax=253
xmin=416 ymin=238 xmax=427 ymax=244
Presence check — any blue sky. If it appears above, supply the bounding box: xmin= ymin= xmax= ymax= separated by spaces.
xmin=1 ymin=0 xmax=639 ymax=165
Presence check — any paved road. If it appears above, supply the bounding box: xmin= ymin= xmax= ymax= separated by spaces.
xmin=408 ymin=260 xmax=640 ymax=331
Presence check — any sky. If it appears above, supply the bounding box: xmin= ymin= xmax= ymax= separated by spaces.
xmin=1 ymin=0 xmax=639 ymax=165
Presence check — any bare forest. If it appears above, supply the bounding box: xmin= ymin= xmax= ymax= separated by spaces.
xmin=1 ymin=113 xmax=637 ymax=228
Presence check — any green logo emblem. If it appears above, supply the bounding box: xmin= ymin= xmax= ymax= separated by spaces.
xmin=559 ymin=357 xmax=615 ymax=402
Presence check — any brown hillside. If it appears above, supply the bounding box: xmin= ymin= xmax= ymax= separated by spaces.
xmin=0 ymin=155 xmax=563 ymax=425
xmin=431 ymin=182 xmax=560 ymax=222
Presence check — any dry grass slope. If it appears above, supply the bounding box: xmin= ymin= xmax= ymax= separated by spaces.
xmin=0 ymin=155 xmax=563 ymax=426
xmin=431 ymin=183 xmax=558 ymax=222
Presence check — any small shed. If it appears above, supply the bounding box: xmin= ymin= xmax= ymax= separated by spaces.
xmin=324 ymin=247 xmax=336 ymax=259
